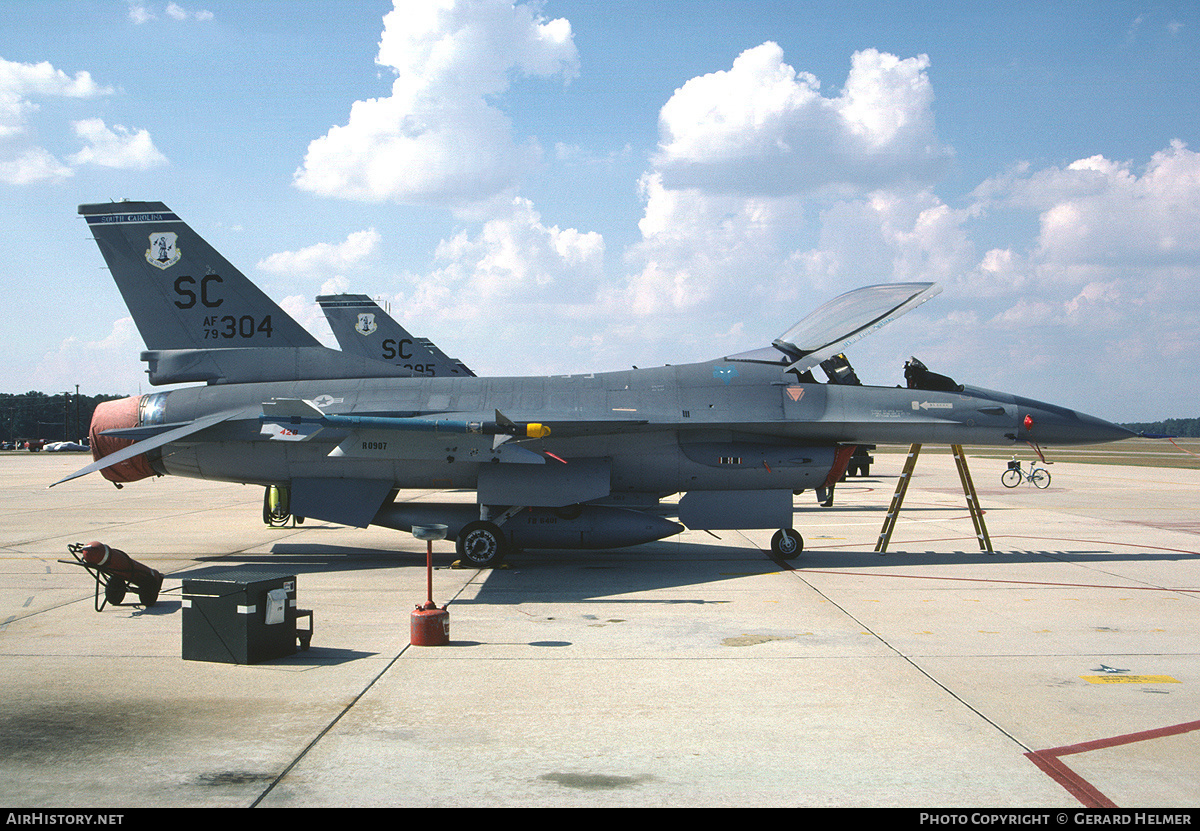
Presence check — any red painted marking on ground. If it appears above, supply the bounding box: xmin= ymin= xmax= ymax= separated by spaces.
xmin=1039 ymin=719 xmax=1200 ymax=757
xmin=1025 ymin=749 xmax=1117 ymax=808
xmin=1027 ymin=720 xmax=1200 ymax=808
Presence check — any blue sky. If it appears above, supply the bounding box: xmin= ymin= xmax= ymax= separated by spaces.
xmin=3 ymin=0 xmax=1198 ymax=422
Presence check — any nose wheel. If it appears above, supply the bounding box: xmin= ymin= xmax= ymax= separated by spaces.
xmin=771 ymin=528 xmax=803 ymax=560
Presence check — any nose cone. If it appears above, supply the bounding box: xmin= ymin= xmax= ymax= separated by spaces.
xmin=1015 ymin=398 xmax=1136 ymax=445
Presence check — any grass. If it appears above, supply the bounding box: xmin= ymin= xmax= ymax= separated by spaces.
xmin=872 ymin=438 xmax=1200 ymax=469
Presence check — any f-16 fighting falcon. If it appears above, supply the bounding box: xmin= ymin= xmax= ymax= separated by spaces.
xmin=57 ymin=201 xmax=1135 ymax=566
xmin=317 ymin=293 xmax=474 ymax=378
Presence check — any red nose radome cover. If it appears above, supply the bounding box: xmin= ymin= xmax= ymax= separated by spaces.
xmin=89 ymin=396 xmax=156 ymax=483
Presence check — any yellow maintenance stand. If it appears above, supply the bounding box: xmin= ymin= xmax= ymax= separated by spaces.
xmin=875 ymin=444 xmax=993 ymax=554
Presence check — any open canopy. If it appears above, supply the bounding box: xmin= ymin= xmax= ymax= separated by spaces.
xmin=729 ymin=282 xmax=942 ymax=375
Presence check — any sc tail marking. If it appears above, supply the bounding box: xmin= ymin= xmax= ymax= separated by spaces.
xmin=317 ymin=293 xmax=474 ymax=377
xmin=80 ymin=202 xmax=425 ymax=386
xmin=79 ymin=201 xmax=318 ymax=351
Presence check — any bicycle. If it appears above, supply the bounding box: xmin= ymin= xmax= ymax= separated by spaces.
xmin=1001 ymin=457 xmax=1051 ymax=489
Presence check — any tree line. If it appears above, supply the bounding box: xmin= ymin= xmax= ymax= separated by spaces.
xmin=1119 ymin=418 xmax=1200 ymax=438
xmin=2 ymin=391 xmax=126 ymax=444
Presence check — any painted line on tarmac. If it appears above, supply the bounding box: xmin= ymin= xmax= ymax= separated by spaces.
xmin=1026 ymin=719 xmax=1200 ymax=808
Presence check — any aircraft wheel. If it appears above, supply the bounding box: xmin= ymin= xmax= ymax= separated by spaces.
xmin=457 ymin=521 xmax=507 ymax=567
xmin=771 ymin=528 xmax=803 ymax=560
xmin=1001 ymin=469 xmax=1021 ymax=488
xmin=105 ymin=578 xmax=127 ymax=606
xmin=1032 ymin=469 xmax=1051 ymax=489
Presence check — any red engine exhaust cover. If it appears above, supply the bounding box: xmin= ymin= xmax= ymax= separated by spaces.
xmin=89 ymin=396 xmax=156 ymax=483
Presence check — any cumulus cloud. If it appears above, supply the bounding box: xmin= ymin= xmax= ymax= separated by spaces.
xmin=608 ymin=44 xmax=959 ymax=341
xmin=958 ymin=141 xmax=1200 ymax=319
xmin=870 ymin=141 xmax=1200 ymax=410
xmin=603 ymin=39 xmax=1199 ymax=416
xmin=68 ymin=118 xmax=168 ymax=170
xmin=0 ymin=147 xmax=72 ymax=185
xmin=257 ymin=229 xmax=382 ymax=277
xmin=0 ymin=58 xmax=168 ymax=184
xmin=424 ymin=196 xmax=603 ymax=309
xmin=0 ymin=59 xmax=110 ymax=128
xmin=0 ymin=57 xmax=114 ymax=183
xmin=654 ymin=44 xmax=951 ymax=195
xmin=612 ymin=172 xmax=804 ymax=317
xmin=280 ymin=22 xmax=1198 ymax=415
xmin=294 ymin=0 xmax=579 ymax=205
xmin=1035 ymin=142 xmax=1200 ymax=268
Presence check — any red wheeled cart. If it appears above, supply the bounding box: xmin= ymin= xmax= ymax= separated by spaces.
xmin=62 ymin=541 xmax=165 ymax=611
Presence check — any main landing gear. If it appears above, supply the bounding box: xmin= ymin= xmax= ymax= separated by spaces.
xmin=770 ymin=528 xmax=803 ymax=560
xmin=454 ymin=509 xmax=805 ymax=566
xmin=456 ymin=520 xmax=507 ymax=567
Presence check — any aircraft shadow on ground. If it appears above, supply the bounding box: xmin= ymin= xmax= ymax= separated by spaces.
xmin=794 ymin=546 xmax=1200 ymax=570
xmin=157 ymin=538 xmax=1200 ymax=606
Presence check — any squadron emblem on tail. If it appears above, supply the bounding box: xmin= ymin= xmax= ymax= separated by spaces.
xmin=145 ymin=232 xmax=180 ymax=270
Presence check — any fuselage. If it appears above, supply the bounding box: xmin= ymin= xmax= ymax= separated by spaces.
xmin=91 ymin=357 xmax=1134 ymax=496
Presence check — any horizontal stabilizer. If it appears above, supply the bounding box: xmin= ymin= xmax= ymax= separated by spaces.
xmin=50 ymin=408 xmax=246 ymax=487
xmin=97 ymin=420 xmax=199 ymax=441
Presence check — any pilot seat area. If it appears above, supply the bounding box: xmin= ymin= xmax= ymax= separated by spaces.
xmin=904 ymin=357 xmax=963 ymax=392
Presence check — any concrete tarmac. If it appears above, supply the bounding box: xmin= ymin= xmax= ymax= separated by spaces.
xmin=1 ymin=449 xmax=1198 ymax=808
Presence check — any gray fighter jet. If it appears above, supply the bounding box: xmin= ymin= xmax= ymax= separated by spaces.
xmin=58 ymin=201 xmax=1135 ymax=566
xmin=317 ymin=293 xmax=474 ymax=377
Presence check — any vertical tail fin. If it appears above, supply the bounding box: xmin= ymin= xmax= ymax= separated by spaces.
xmin=79 ymin=201 xmax=319 ymax=351
xmin=317 ymin=293 xmax=475 ymax=377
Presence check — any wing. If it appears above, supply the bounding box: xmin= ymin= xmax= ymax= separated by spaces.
xmin=50 ymin=408 xmax=248 ymax=488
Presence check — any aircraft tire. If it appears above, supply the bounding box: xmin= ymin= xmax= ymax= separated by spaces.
xmin=105 ymin=578 xmax=127 ymax=607
xmin=457 ymin=521 xmax=507 ymax=567
xmin=138 ymin=584 xmax=160 ymax=607
xmin=771 ymin=528 xmax=803 ymax=560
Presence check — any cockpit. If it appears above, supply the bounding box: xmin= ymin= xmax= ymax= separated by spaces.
xmin=903 ymin=356 xmax=962 ymax=392
xmin=726 ymin=282 xmax=953 ymax=389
